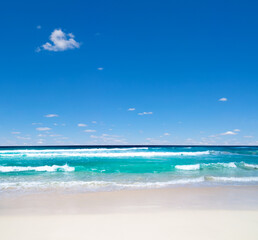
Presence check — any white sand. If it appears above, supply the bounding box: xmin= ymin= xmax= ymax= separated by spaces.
xmin=0 ymin=186 xmax=258 ymax=240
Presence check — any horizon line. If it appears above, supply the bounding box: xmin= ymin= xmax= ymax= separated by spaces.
xmin=0 ymin=144 xmax=257 ymax=148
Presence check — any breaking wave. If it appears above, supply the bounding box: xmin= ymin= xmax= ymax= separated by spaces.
xmin=175 ymin=162 xmax=237 ymax=171
xmin=0 ymin=164 xmax=74 ymax=173
xmin=175 ymin=164 xmax=200 ymax=170
xmin=241 ymin=162 xmax=258 ymax=169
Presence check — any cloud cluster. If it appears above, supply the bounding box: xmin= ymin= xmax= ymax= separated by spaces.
xmin=40 ymin=29 xmax=80 ymax=52
xmin=128 ymin=108 xmax=135 ymax=111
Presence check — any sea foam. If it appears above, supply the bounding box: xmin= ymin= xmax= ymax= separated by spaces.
xmin=0 ymin=164 xmax=74 ymax=172
xmin=206 ymin=176 xmax=258 ymax=182
xmin=242 ymin=162 xmax=258 ymax=169
xmin=0 ymin=177 xmax=205 ymax=191
xmin=0 ymin=150 xmax=211 ymax=158
xmin=175 ymin=164 xmax=200 ymax=170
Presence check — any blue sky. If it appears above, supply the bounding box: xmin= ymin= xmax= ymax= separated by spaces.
xmin=0 ymin=0 xmax=257 ymax=145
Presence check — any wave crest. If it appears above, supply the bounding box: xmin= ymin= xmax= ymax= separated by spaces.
xmin=206 ymin=176 xmax=258 ymax=182
xmin=0 ymin=164 xmax=74 ymax=173
xmin=175 ymin=164 xmax=200 ymax=170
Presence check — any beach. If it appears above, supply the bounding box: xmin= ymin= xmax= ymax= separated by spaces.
xmin=1 ymin=146 xmax=258 ymax=239
xmin=1 ymin=186 xmax=258 ymax=240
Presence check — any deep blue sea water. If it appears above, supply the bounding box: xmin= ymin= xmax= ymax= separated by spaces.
xmin=0 ymin=146 xmax=258 ymax=193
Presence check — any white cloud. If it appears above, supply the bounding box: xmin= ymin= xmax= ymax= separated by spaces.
xmin=45 ymin=114 xmax=58 ymax=118
xmin=164 ymin=133 xmax=170 ymax=136
xmin=221 ymin=131 xmax=237 ymax=136
xmin=128 ymin=108 xmax=135 ymax=111
xmin=219 ymin=97 xmax=228 ymax=102
xmin=39 ymin=29 xmax=80 ymax=52
xmin=36 ymin=127 xmax=51 ymax=131
xmin=138 ymin=112 xmax=153 ymax=115
xmin=234 ymin=129 xmax=240 ymax=132
xmin=78 ymin=123 xmax=87 ymax=127
xmin=11 ymin=132 xmax=21 ymax=134
xmin=37 ymin=25 xmax=41 ymax=29
xmin=84 ymin=129 xmax=96 ymax=133
xmin=92 ymin=121 xmax=97 ymax=124
xmin=97 ymin=68 xmax=103 ymax=70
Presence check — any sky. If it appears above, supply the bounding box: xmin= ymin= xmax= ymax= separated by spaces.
xmin=0 ymin=0 xmax=258 ymax=145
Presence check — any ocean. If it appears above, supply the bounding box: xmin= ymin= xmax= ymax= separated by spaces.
xmin=0 ymin=146 xmax=258 ymax=193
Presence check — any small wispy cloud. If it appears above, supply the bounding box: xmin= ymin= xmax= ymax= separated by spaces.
xmin=234 ymin=129 xmax=240 ymax=132
xmin=221 ymin=131 xmax=237 ymax=136
xmin=92 ymin=121 xmax=97 ymax=124
xmin=36 ymin=127 xmax=51 ymax=131
xmin=78 ymin=123 xmax=87 ymax=127
xmin=49 ymin=134 xmax=61 ymax=137
xmin=164 ymin=133 xmax=170 ymax=136
xmin=138 ymin=112 xmax=153 ymax=115
xmin=84 ymin=129 xmax=96 ymax=133
xmin=97 ymin=68 xmax=103 ymax=70
xmin=16 ymin=136 xmax=31 ymax=140
xmin=37 ymin=25 xmax=41 ymax=29
xmin=44 ymin=114 xmax=58 ymax=118
xmin=128 ymin=108 xmax=135 ymax=111
xmin=39 ymin=29 xmax=80 ymax=52
xmin=11 ymin=132 xmax=21 ymax=134
xmin=219 ymin=97 xmax=228 ymax=102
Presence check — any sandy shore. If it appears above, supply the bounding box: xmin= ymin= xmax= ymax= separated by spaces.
xmin=1 ymin=186 xmax=258 ymax=239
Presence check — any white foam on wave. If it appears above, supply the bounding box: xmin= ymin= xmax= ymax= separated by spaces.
xmin=0 ymin=164 xmax=74 ymax=173
xmin=242 ymin=163 xmax=258 ymax=169
xmin=175 ymin=164 xmax=200 ymax=170
xmin=206 ymin=176 xmax=258 ymax=182
xmin=203 ymin=162 xmax=237 ymax=168
xmin=174 ymin=162 xmax=238 ymax=171
xmin=0 ymin=151 xmax=211 ymax=158
xmin=0 ymin=177 xmax=205 ymax=191
xmin=0 ymin=147 xmax=149 ymax=154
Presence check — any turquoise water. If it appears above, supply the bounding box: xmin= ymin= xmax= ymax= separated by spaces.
xmin=0 ymin=146 xmax=258 ymax=193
